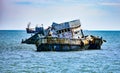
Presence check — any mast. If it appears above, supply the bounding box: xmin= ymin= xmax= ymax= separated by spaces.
xmin=27 ymin=22 xmax=31 ymax=28
xmin=80 ymin=29 xmax=84 ymax=38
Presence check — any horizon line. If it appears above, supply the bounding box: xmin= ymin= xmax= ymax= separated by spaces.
xmin=0 ymin=29 xmax=120 ymax=31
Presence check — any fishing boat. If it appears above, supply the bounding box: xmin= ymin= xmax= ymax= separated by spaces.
xmin=22 ymin=19 xmax=106 ymax=51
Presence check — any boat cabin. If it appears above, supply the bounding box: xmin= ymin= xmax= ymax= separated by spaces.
xmin=51 ymin=19 xmax=84 ymax=39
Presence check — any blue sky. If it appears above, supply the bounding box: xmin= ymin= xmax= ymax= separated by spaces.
xmin=1 ymin=0 xmax=120 ymax=30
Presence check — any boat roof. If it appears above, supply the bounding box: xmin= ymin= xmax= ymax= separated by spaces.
xmin=52 ymin=19 xmax=81 ymax=31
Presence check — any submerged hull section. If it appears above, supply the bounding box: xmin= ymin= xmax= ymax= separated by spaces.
xmin=37 ymin=44 xmax=89 ymax=51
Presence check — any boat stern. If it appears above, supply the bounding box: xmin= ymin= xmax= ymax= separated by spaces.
xmin=87 ymin=35 xmax=106 ymax=49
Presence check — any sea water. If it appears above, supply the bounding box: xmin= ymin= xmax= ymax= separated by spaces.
xmin=0 ymin=30 xmax=120 ymax=73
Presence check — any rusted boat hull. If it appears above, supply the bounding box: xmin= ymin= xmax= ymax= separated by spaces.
xmin=22 ymin=34 xmax=104 ymax=51
xmin=36 ymin=42 xmax=102 ymax=51
xmin=36 ymin=44 xmax=90 ymax=51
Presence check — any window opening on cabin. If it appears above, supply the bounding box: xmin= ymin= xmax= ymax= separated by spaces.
xmin=65 ymin=29 xmax=67 ymax=32
xmin=62 ymin=30 xmax=64 ymax=33
xmin=74 ymin=31 xmax=79 ymax=34
xmin=57 ymin=31 xmax=59 ymax=34
xmin=59 ymin=30 xmax=61 ymax=34
xmin=57 ymin=30 xmax=60 ymax=34
xmin=67 ymin=28 xmax=70 ymax=32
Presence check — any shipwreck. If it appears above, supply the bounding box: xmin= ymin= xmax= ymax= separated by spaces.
xmin=22 ymin=19 xmax=106 ymax=51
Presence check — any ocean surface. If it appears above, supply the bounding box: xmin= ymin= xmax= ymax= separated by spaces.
xmin=0 ymin=30 xmax=120 ymax=73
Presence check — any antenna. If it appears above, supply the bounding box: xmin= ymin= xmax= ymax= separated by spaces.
xmin=27 ymin=22 xmax=31 ymax=28
xmin=41 ymin=24 xmax=43 ymax=27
